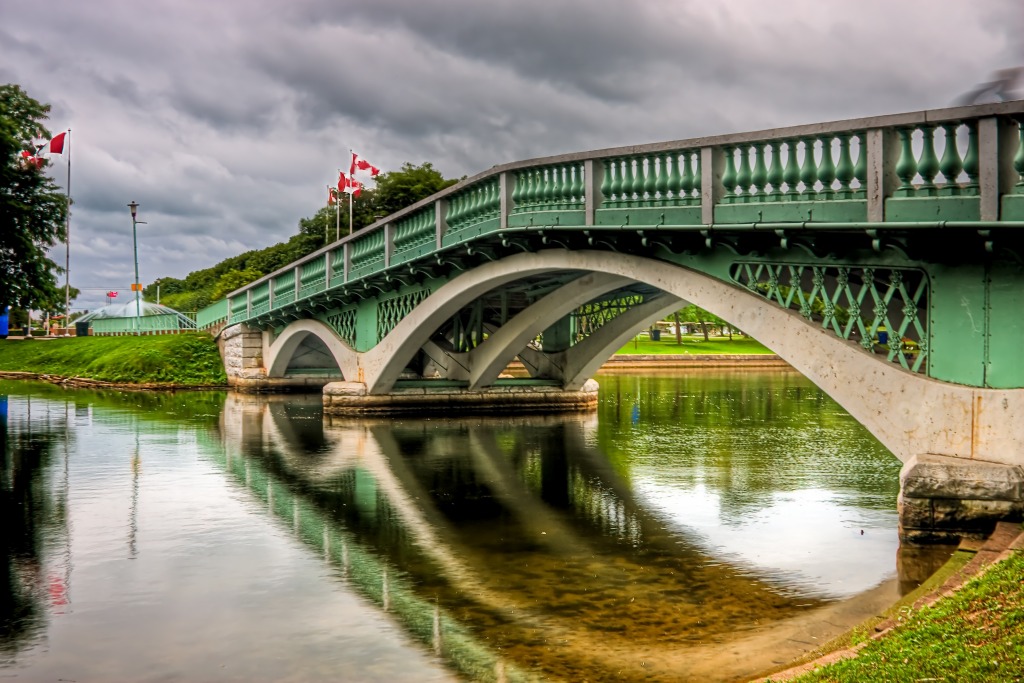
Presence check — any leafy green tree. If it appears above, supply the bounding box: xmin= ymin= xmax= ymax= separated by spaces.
xmin=373 ymin=162 xmax=458 ymax=217
xmin=0 ymin=84 xmax=68 ymax=311
xmin=210 ymin=267 xmax=263 ymax=301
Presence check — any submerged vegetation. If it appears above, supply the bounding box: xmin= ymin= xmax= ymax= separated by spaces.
xmin=0 ymin=334 xmax=226 ymax=385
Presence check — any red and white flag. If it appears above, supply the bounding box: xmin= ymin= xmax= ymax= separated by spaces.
xmin=338 ymin=170 xmax=363 ymax=197
xmin=42 ymin=131 xmax=67 ymax=155
xmin=327 ymin=185 xmax=339 ymax=206
xmin=106 ymin=291 xmax=118 ymax=298
xmin=19 ymin=150 xmax=44 ymax=169
xmin=349 ymin=152 xmax=380 ymax=184
xmin=21 ymin=131 xmax=67 ymax=169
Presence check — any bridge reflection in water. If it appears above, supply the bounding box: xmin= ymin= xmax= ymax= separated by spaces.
xmin=213 ymin=386 xmax=924 ymax=683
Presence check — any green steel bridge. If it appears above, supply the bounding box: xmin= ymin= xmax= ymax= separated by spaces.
xmin=201 ymin=101 xmax=1024 ymax=541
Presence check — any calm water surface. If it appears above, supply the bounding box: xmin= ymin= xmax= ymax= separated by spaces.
xmin=0 ymin=371 xmax=943 ymax=682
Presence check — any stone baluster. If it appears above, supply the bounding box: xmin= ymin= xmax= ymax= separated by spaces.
xmin=609 ymin=158 xmax=625 ymax=208
xmin=639 ymin=156 xmax=655 ymax=206
xmin=834 ymin=134 xmax=854 ymax=199
xmin=938 ymin=123 xmax=964 ymax=196
xmin=600 ymin=158 xmax=614 ymax=209
xmin=691 ymin=151 xmax=702 ymax=203
xmin=818 ymin=135 xmax=836 ymax=199
xmin=532 ymin=168 xmax=546 ymax=210
xmin=736 ymin=144 xmax=753 ymax=202
xmin=783 ymin=140 xmax=800 ymax=199
xmin=654 ymin=153 xmax=669 ymax=206
xmin=679 ymin=152 xmax=695 ymax=204
xmin=961 ymin=122 xmax=980 ymax=194
xmin=622 ymin=157 xmax=636 ymax=207
xmin=751 ymin=143 xmax=768 ymax=200
xmin=569 ymin=162 xmax=585 ymax=208
xmin=667 ymin=152 xmax=683 ymax=204
xmin=721 ymin=146 xmax=738 ymax=203
xmin=765 ymin=142 xmax=782 ymax=201
xmin=799 ymin=138 xmax=819 ymax=197
xmin=917 ymin=125 xmax=940 ymax=196
xmin=852 ymin=133 xmax=868 ymax=199
xmin=894 ymin=127 xmax=918 ymax=197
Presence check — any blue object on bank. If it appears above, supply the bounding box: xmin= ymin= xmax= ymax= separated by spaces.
xmin=0 ymin=305 xmax=9 ymax=338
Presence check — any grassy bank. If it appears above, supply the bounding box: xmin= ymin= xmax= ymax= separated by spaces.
xmin=784 ymin=547 xmax=1024 ymax=682
xmin=0 ymin=334 xmax=227 ymax=386
xmin=615 ymin=335 xmax=773 ymax=355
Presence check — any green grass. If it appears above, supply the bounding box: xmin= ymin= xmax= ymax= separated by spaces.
xmin=0 ymin=334 xmax=227 ymax=386
xmin=615 ymin=335 xmax=774 ymax=355
xmin=787 ymin=549 xmax=1024 ymax=683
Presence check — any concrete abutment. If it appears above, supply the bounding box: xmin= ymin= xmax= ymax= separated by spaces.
xmin=321 ymin=379 xmax=600 ymax=415
xmin=898 ymin=453 xmax=1024 ymax=544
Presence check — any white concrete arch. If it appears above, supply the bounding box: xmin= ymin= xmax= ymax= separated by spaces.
xmin=265 ymin=318 xmax=359 ymax=380
xmin=466 ymin=273 xmax=634 ymax=389
xmin=559 ymin=296 xmax=687 ymax=390
xmin=514 ymin=295 xmax=685 ymax=386
xmin=360 ymin=261 xmax=592 ymax=393
xmin=364 ymin=250 xmax=1024 ymax=466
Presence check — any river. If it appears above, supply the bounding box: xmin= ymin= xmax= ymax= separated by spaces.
xmin=0 ymin=370 xmax=950 ymax=682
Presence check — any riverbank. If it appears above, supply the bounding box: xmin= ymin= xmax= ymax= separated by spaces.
xmin=756 ymin=521 xmax=1024 ymax=682
xmin=0 ymin=333 xmax=785 ymax=389
xmin=0 ymin=334 xmax=227 ymax=387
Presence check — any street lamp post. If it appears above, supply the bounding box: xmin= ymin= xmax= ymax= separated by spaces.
xmin=127 ymin=202 xmax=146 ymax=335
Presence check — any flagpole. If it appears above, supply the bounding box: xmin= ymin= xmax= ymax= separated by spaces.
xmin=348 ymin=149 xmax=354 ymax=236
xmin=336 ymin=171 xmax=342 ymax=241
xmin=63 ymin=129 xmax=71 ymax=334
xmin=325 ymin=185 xmax=330 ymax=245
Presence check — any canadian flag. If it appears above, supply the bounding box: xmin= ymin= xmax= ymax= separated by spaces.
xmin=42 ymin=131 xmax=67 ymax=155
xmin=107 ymin=291 xmax=118 ymax=298
xmin=350 ymin=152 xmax=380 ymax=183
xmin=328 ymin=185 xmax=339 ymax=206
xmin=19 ymin=150 xmax=44 ymax=169
xmin=20 ymin=131 xmax=67 ymax=169
xmin=338 ymin=170 xmax=363 ymax=197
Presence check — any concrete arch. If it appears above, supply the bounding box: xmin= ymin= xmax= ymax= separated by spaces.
xmin=361 ymin=263 xmax=597 ymax=393
xmin=365 ymin=250 xmax=1024 ymax=465
xmin=265 ymin=318 xmax=359 ymax=380
xmin=514 ymin=295 xmax=685 ymax=386
xmin=559 ymin=296 xmax=687 ymax=390
xmin=466 ymin=273 xmax=634 ymax=389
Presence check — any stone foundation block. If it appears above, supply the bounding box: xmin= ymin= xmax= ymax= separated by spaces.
xmin=899 ymin=453 xmax=1024 ymax=544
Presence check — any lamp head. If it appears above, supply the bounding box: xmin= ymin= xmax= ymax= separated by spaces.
xmin=128 ymin=201 xmax=139 ymax=220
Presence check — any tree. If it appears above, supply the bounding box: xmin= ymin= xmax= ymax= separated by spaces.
xmin=372 ymin=162 xmax=458 ymax=217
xmin=0 ymin=84 xmax=68 ymax=311
xmin=677 ymin=304 xmax=730 ymax=342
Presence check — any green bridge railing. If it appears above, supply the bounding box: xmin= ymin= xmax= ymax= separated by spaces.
xmin=192 ymin=101 xmax=1024 ymax=387
xmin=213 ymin=102 xmax=1024 ymax=325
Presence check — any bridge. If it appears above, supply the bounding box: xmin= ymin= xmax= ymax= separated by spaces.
xmin=202 ymin=101 xmax=1024 ymax=543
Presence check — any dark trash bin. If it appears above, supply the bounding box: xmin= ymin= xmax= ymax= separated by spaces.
xmin=650 ymin=329 xmax=661 ymax=341
xmin=75 ymin=321 xmax=90 ymax=337
xmin=22 ymin=325 xmax=30 ymax=337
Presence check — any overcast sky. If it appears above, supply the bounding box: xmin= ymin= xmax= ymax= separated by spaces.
xmin=2 ymin=0 xmax=1021 ymax=312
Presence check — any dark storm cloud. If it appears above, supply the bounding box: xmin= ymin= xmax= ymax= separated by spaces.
xmin=1 ymin=0 xmax=1019 ymax=311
